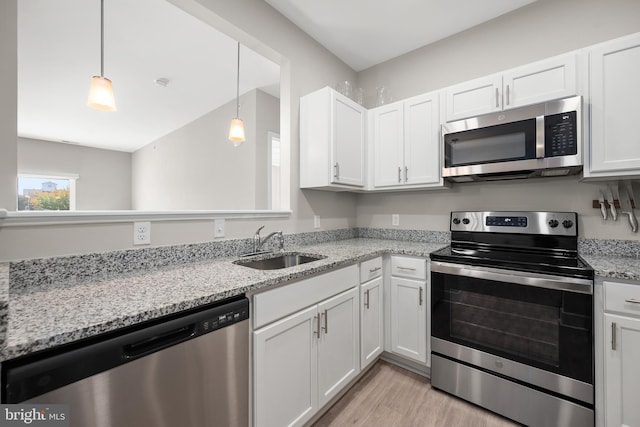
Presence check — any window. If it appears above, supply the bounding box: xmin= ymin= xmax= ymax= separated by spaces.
xmin=17 ymin=175 xmax=77 ymax=211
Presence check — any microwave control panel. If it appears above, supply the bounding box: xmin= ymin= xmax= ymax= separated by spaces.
xmin=545 ymin=111 xmax=577 ymax=157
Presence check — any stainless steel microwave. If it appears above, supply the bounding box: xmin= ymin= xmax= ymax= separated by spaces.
xmin=442 ymin=96 xmax=583 ymax=182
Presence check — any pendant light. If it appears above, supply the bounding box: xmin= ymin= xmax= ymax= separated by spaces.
xmin=228 ymin=42 xmax=245 ymax=146
xmin=87 ymin=0 xmax=116 ymax=111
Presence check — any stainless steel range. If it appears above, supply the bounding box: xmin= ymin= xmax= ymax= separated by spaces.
xmin=430 ymin=211 xmax=594 ymax=427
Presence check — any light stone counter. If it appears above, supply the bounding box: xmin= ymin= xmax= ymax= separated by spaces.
xmin=2 ymin=238 xmax=445 ymax=361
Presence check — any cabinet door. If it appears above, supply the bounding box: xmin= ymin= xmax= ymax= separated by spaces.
xmin=373 ymin=103 xmax=404 ymax=188
xmin=589 ymin=34 xmax=640 ymax=175
xmin=390 ymin=277 xmax=427 ymax=363
xmin=254 ymin=305 xmax=318 ymax=427
xmin=404 ymin=92 xmax=441 ymax=186
xmin=331 ymin=93 xmax=365 ymax=187
xmin=445 ymin=74 xmax=502 ymax=122
xmin=317 ymin=287 xmax=360 ymax=408
xmin=361 ymin=276 xmax=384 ymax=369
xmin=604 ymin=313 xmax=640 ymax=427
xmin=502 ymin=53 xmax=577 ymax=109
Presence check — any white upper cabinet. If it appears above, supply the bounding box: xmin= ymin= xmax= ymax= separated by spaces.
xmin=300 ymin=87 xmax=366 ymax=190
xmin=372 ymin=92 xmax=442 ymax=189
xmin=445 ymin=53 xmax=578 ymax=122
xmin=445 ymin=74 xmax=503 ymax=122
xmin=586 ymin=33 xmax=640 ymax=178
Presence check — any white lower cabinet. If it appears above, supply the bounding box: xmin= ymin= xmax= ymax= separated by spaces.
xmin=360 ymin=276 xmax=383 ymax=368
xmin=603 ymin=280 xmax=640 ymax=427
xmin=254 ymin=306 xmax=318 ymax=427
xmin=389 ymin=256 xmax=428 ymax=365
xmin=390 ymin=277 xmax=427 ymax=363
xmin=253 ymin=283 xmax=360 ymax=427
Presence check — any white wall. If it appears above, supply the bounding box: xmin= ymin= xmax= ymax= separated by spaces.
xmin=356 ymin=0 xmax=640 ymax=241
xmin=132 ymin=89 xmax=278 ymax=210
xmin=18 ymin=138 xmax=132 ymax=210
xmin=0 ymin=0 xmax=17 ymax=211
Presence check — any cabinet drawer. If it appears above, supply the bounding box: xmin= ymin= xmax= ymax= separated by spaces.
xmin=605 ymin=281 xmax=640 ymax=317
xmin=391 ymin=256 xmax=427 ymax=280
xmin=360 ymin=257 xmax=383 ymax=283
xmin=253 ymin=265 xmax=358 ymax=329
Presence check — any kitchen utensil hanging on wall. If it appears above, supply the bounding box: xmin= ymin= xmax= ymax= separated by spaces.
xmin=619 ymin=180 xmax=638 ymax=232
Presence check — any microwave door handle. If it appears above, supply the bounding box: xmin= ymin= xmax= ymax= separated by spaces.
xmin=536 ymin=116 xmax=545 ymax=158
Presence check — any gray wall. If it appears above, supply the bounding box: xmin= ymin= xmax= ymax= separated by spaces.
xmin=0 ymin=1 xmax=17 ymax=211
xmin=2 ymin=0 xmax=640 ymax=261
xmin=357 ymin=0 xmax=640 ymax=108
xmin=0 ymin=0 xmax=359 ymax=261
xmin=355 ymin=0 xmax=640 ymax=241
xmin=132 ymin=89 xmax=278 ymax=211
xmin=18 ymin=138 xmax=132 ymax=210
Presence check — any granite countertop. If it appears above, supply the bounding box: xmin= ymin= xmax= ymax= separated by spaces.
xmin=2 ymin=238 xmax=445 ymax=362
xmin=581 ymin=254 xmax=640 ymax=282
xmin=5 ymin=235 xmax=640 ymax=363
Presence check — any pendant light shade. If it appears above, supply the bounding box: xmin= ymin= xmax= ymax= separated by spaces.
xmin=87 ymin=76 xmax=116 ymax=111
xmin=228 ymin=42 xmax=245 ymax=145
xmin=228 ymin=118 xmax=246 ymax=146
xmin=87 ymin=0 xmax=116 ymax=111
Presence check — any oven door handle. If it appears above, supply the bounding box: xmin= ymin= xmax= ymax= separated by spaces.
xmin=430 ymin=261 xmax=593 ymax=294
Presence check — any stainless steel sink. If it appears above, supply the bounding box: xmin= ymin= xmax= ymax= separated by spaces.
xmin=234 ymin=252 xmax=325 ymax=270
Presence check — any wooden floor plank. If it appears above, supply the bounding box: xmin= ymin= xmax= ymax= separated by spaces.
xmin=312 ymin=360 xmax=521 ymax=427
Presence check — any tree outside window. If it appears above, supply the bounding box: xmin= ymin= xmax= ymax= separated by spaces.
xmin=17 ymin=176 xmax=76 ymax=211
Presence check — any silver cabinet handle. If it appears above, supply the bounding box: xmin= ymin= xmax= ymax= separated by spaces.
xmin=314 ymin=315 xmax=321 ymax=339
xmin=611 ymin=321 xmax=617 ymax=350
xmin=333 ymin=162 xmax=339 ymax=179
xmin=506 ymin=84 xmax=510 ymax=105
xmin=397 ymin=266 xmax=416 ymax=271
xmin=398 ymin=167 xmax=402 ymax=183
xmin=322 ymin=309 xmax=328 ymax=334
xmin=625 ymin=298 xmax=640 ymax=304
xmin=369 ymin=266 xmax=381 ymax=273
xmin=404 ymin=166 xmax=408 ymax=183
xmin=495 ymin=87 xmax=499 ymax=108
xmin=365 ymin=289 xmax=370 ymax=309
xmin=419 ymin=287 xmax=423 ymax=306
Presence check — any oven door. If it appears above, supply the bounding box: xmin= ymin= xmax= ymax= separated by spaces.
xmin=431 ymin=261 xmax=593 ymax=404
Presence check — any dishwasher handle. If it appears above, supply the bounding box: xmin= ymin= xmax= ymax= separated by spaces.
xmin=123 ymin=324 xmax=196 ymax=359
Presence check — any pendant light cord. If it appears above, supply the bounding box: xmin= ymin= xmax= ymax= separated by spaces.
xmin=236 ymin=42 xmax=240 ymax=117
xmin=100 ymin=0 xmax=105 ymax=78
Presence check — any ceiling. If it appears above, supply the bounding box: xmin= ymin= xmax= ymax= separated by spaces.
xmin=265 ymin=0 xmax=538 ymax=71
xmin=18 ymin=0 xmax=280 ymax=152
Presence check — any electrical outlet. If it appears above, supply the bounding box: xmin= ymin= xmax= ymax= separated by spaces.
xmin=214 ymin=219 xmax=225 ymax=238
xmin=133 ymin=221 xmax=151 ymax=245
xmin=392 ymin=214 xmax=400 ymax=226
xmin=314 ymin=215 xmax=321 ymax=229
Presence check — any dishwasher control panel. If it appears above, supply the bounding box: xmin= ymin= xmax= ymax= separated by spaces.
xmin=199 ymin=303 xmax=249 ymax=334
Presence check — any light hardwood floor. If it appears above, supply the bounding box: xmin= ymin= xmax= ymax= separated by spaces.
xmin=313 ymin=360 xmax=521 ymax=427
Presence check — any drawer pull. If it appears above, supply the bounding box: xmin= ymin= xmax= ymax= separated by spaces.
xmin=625 ymin=298 xmax=640 ymax=304
xmin=365 ymin=289 xmax=370 ymax=309
xmin=419 ymin=287 xmax=423 ymax=306
xmin=369 ymin=266 xmax=382 ymax=273
xmin=397 ymin=266 xmax=417 ymax=271
xmin=612 ymin=322 xmax=617 ymax=351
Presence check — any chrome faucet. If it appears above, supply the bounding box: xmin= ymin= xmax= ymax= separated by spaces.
xmin=253 ymin=226 xmax=285 ymax=253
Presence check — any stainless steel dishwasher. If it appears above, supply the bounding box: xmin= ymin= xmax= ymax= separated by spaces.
xmin=2 ymin=296 xmax=249 ymax=427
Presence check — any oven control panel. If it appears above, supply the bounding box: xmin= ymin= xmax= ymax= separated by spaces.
xmin=450 ymin=211 xmax=577 ymax=236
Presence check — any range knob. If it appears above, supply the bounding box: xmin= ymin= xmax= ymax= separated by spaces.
xmin=462 ymin=218 xmax=470 ymax=225
xmin=562 ymin=219 xmax=574 ymax=229
xmin=452 ymin=218 xmax=461 ymax=225
xmin=548 ymin=219 xmax=559 ymax=228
